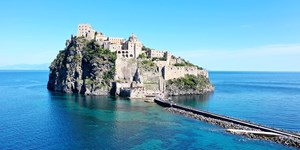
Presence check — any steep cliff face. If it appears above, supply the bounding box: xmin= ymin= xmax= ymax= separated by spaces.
xmin=166 ymin=74 xmax=214 ymax=96
xmin=47 ymin=37 xmax=116 ymax=95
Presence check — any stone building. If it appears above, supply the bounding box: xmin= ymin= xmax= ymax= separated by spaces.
xmin=148 ymin=49 xmax=165 ymax=58
xmin=108 ymin=37 xmax=125 ymax=44
xmin=117 ymin=33 xmax=143 ymax=58
xmin=77 ymin=24 xmax=95 ymax=40
xmin=72 ymin=23 xmax=211 ymax=98
xmin=77 ymin=24 xmax=144 ymax=59
xmin=103 ymin=42 xmax=122 ymax=52
xmin=95 ymin=32 xmax=107 ymax=42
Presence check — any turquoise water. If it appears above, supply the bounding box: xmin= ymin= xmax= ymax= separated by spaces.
xmin=173 ymin=72 xmax=300 ymax=132
xmin=0 ymin=71 xmax=297 ymax=149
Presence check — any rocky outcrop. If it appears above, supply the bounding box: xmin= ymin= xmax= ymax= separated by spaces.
xmin=48 ymin=36 xmax=214 ymax=97
xmin=47 ymin=36 xmax=116 ymax=95
xmin=166 ymin=74 xmax=214 ymax=96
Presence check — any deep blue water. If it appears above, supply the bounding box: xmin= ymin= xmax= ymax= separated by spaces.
xmin=0 ymin=71 xmax=298 ymax=149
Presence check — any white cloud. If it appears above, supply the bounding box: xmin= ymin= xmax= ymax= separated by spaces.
xmin=173 ymin=44 xmax=300 ymax=71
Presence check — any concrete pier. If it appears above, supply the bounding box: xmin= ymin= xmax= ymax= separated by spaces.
xmin=226 ymin=129 xmax=280 ymax=136
xmin=154 ymin=98 xmax=300 ymax=148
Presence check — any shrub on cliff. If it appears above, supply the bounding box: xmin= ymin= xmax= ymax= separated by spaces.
xmin=167 ymin=74 xmax=211 ymax=90
xmin=141 ymin=60 xmax=155 ymax=67
xmin=48 ymin=38 xmax=117 ymax=95
xmin=138 ymin=53 xmax=147 ymax=59
xmin=173 ymin=59 xmax=203 ymax=70
xmin=83 ymin=41 xmax=116 ymax=61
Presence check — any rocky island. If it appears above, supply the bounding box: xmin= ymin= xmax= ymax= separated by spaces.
xmin=47 ymin=24 xmax=214 ymax=98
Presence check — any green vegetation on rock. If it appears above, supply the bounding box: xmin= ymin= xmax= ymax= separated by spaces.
xmin=173 ymin=58 xmax=203 ymax=70
xmin=50 ymin=50 xmax=66 ymax=69
xmin=141 ymin=60 xmax=157 ymax=71
xmin=142 ymin=45 xmax=151 ymax=51
xmin=138 ymin=53 xmax=148 ymax=59
xmin=167 ymin=74 xmax=211 ymax=90
xmin=85 ymin=78 xmax=94 ymax=85
xmin=48 ymin=35 xmax=212 ymax=96
xmin=152 ymin=57 xmax=167 ymax=61
xmin=47 ymin=38 xmax=116 ymax=95
xmin=83 ymin=41 xmax=117 ymax=61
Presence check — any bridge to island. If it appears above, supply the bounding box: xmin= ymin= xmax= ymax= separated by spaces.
xmin=154 ymin=98 xmax=300 ymax=140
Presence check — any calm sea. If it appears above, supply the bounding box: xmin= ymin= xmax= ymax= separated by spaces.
xmin=0 ymin=71 xmax=299 ymax=149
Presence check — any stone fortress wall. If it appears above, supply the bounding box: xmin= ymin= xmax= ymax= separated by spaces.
xmin=75 ymin=23 xmax=209 ymax=98
xmin=114 ymin=57 xmax=138 ymax=82
xmin=113 ymin=57 xmax=163 ymax=98
xmin=163 ymin=66 xmax=208 ymax=80
xmin=114 ymin=58 xmax=162 ymax=90
xmin=148 ymin=49 xmax=165 ymax=58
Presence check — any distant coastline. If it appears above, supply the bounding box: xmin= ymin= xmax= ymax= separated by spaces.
xmin=209 ymin=71 xmax=300 ymax=73
xmin=0 ymin=63 xmax=50 ymax=70
xmin=0 ymin=69 xmax=299 ymax=74
xmin=0 ymin=70 xmax=49 ymax=72
xmin=1 ymin=69 xmax=299 ymax=73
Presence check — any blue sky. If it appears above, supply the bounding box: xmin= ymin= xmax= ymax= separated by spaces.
xmin=0 ymin=0 xmax=299 ymax=71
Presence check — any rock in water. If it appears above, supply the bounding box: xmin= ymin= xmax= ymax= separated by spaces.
xmin=166 ymin=74 xmax=214 ymax=96
xmin=47 ymin=37 xmax=116 ymax=95
xmin=47 ymin=24 xmax=214 ymax=97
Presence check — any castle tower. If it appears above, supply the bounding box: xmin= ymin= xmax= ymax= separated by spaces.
xmin=128 ymin=33 xmax=138 ymax=42
xmin=124 ymin=33 xmax=142 ymax=58
xmin=77 ymin=24 xmax=95 ymax=40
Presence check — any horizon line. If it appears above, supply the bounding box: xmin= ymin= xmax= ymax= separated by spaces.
xmin=0 ymin=69 xmax=299 ymax=73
